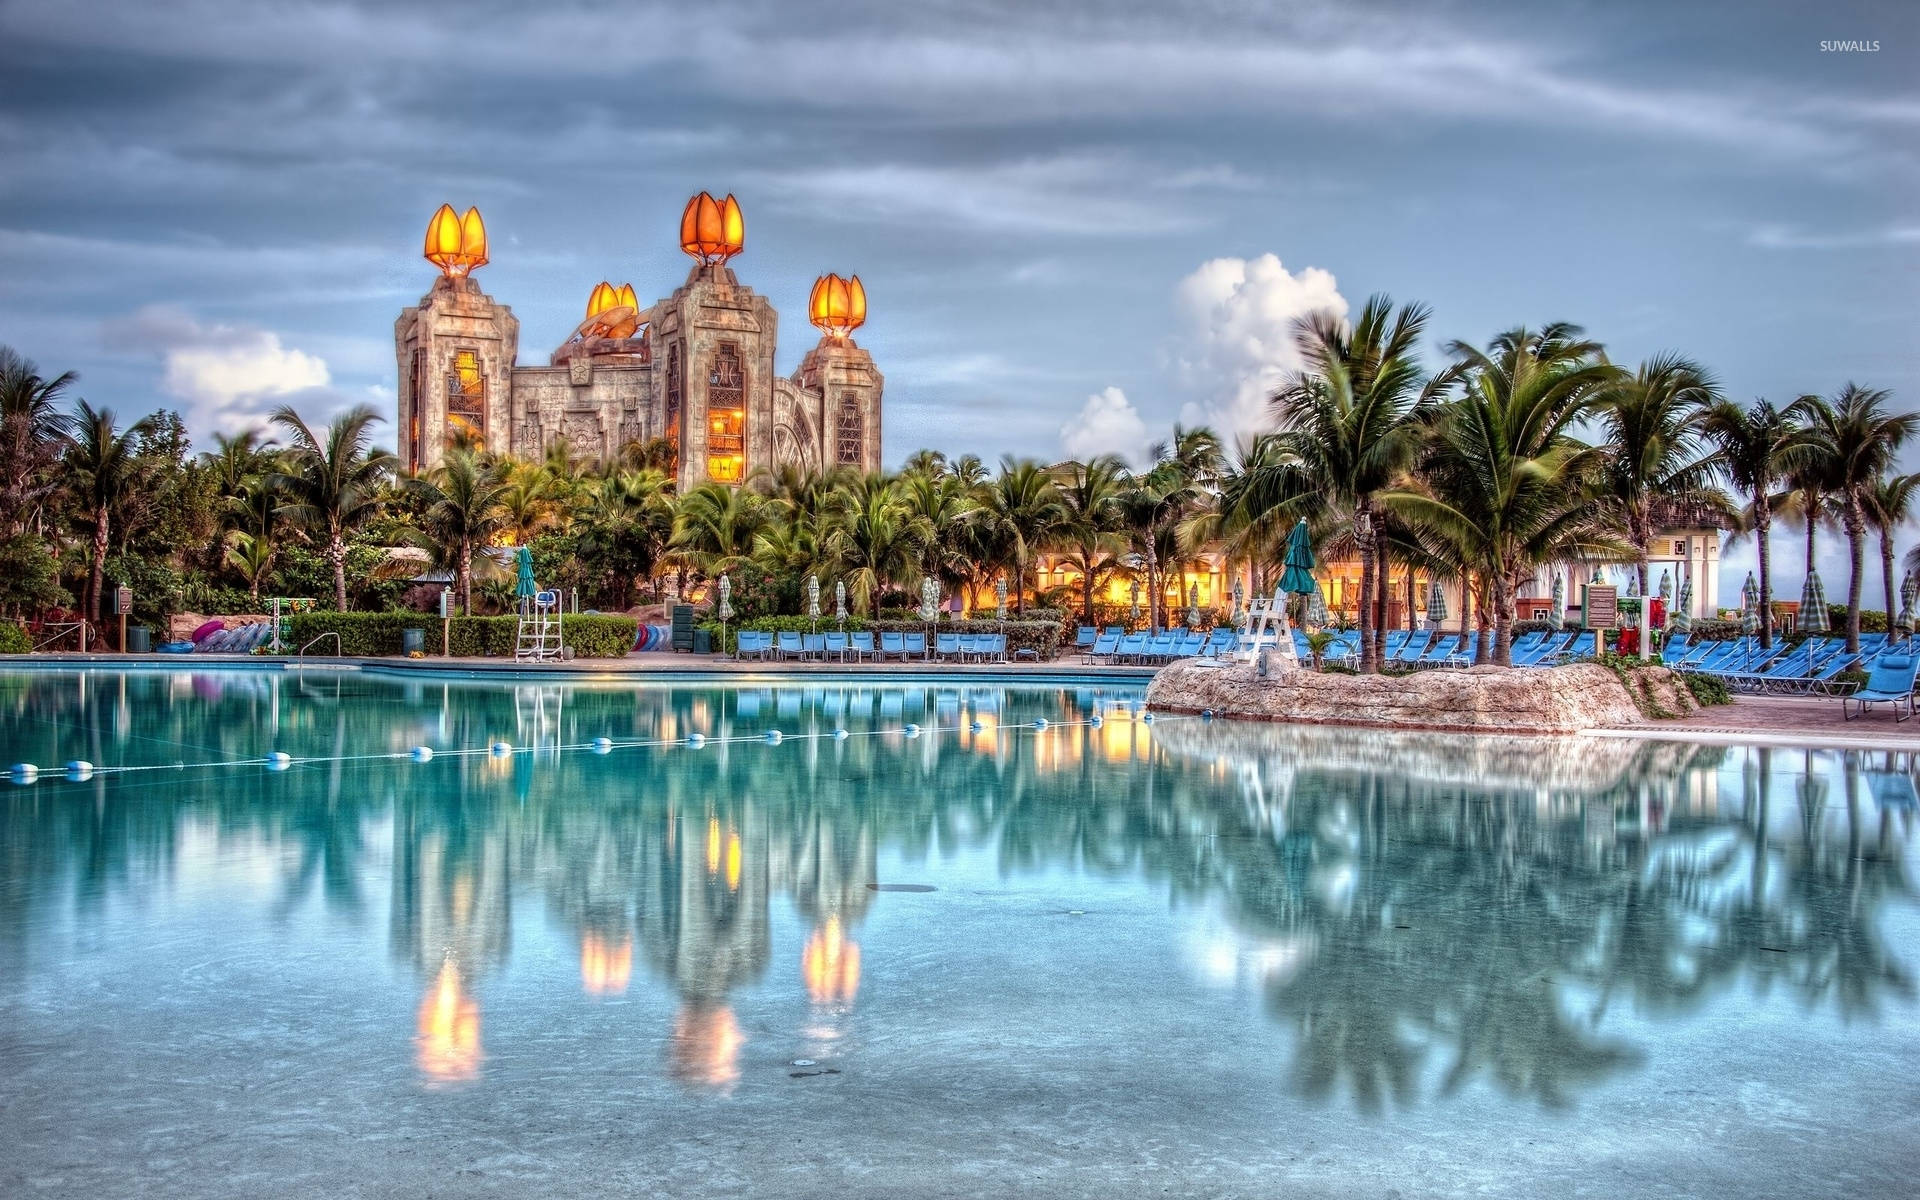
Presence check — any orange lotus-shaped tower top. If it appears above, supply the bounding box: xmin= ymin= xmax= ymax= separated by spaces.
xmin=679 ymin=192 xmax=744 ymax=265
xmin=808 ymin=274 xmax=866 ymax=340
xmin=585 ymin=281 xmax=638 ymax=319
xmin=424 ymin=205 xmax=488 ymax=276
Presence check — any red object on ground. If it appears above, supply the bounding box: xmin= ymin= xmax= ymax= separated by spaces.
xmin=1618 ymin=628 xmax=1639 ymax=655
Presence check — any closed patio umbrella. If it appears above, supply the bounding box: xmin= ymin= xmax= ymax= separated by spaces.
xmin=1129 ymin=579 xmax=1140 ymax=627
xmin=1426 ymin=579 xmax=1448 ymax=627
xmin=807 ymin=575 xmax=821 ymax=627
xmin=1800 ymin=570 xmax=1828 ymax=634
xmin=1278 ymin=520 xmax=1317 ymax=596
xmin=1187 ymin=582 xmax=1200 ymax=628
xmin=515 ymin=545 xmax=537 ymax=602
xmin=1658 ymin=569 xmax=1671 ymax=601
xmin=1549 ymin=573 xmax=1564 ymax=626
xmin=1230 ymin=579 xmax=1244 ymax=626
xmin=995 ymin=576 xmax=1008 ymax=622
xmin=835 ymin=579 xmax=847 ymax=627
xmin=919 ymin=577 xmax=939 ymax=624
xmin=1670 ymin=578 xmax=1693 ymax=635
xmin=716 ymin=573 xmax=732 ymax=623
xmin=1740 ymin=573 xmax=1759 ymax=636
xmin=1898 ymin=571 xmax=1917 ymax=636
xmin=1305 ymin=584 xmax=1330 ymax=628
xmin=1625 ymin=570 xmax=1639 ymax=599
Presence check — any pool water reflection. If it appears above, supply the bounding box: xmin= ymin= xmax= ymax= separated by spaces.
xmin=1 ymin=669 xmax=1916 ymax=1196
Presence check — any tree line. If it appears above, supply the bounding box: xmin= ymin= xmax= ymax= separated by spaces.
xmin=1 ymin=299 xmax=1911 ymax=665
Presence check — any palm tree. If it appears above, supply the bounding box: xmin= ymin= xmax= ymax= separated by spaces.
xmin=974 ymin=458 xmax=1066 ymax=615
xmin=0 ymin=347 xmax=77 ymax=537
xmin=670 ymin=482 xmax=771 ymax=575
xmin=406 ymin=448 xmax=512 ymax=615
xmin=1594 ymin=354 xmax=1725 ymax=591
xmin=575 ymin=468 xmax=675 ymax=606
xmin=497 ymin=459 xmax=562 ymax=545
xmin=1053 ymin=455 xmax=1129 ymax=626
xmin=201 ymin=429 xmax=276 ymax=503
xmin=64 ymin=401 xmax=156 ymax=624
xmin=1252 ymin=297 xmax=1448 ymax=670
xmin=898 ymin=467 xmax=980 ymax=601
xmin=1384 ymin=325 xmax=1620 ymax=665
xmin=225 ymin=530 xmax=277 ymax=605
xmin=1702 ymin=399 xmax=1807 ymax=650
xmin=1866 ymin=471 xmax=1920 ymax=624
xmin=270 ymin=404 xmax=395 ymax=612
xmin=822 ymin=473 xmax=930 ymax=613
xmin=1790 ymin=385 xmax=1919 ymax=651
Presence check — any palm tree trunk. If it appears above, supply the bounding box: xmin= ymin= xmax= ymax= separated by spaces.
xmin=458 ymin=542 xmax=473 ymax=617
xmin=1491 ymin=571 xmax=1515 ymax=666
xmin=1355 ymin=514 xmax=1377 ymax=674
xmin=1843 ymin=493 xmax=1865 ymax=653
xmin=1755 ymin=502 xmax=1773 ymax=650
xmin=1145 ymin=544 xmax=1159 ymax=631
xmin=1373 ymin=544 xmax=1390 ymax=667
xmin=329 ymin=531 xmax=348 ymax=612
xmin=1880 ymin=528 xmax=1896 ymax=626
xmin=88 ymin=507 xmax=109 ymax=634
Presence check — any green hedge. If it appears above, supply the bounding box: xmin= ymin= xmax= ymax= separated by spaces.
xmin=0 ymin=621 xmax=29 ymax=654
xmin=286 ymin=611 xmax=636 ymax=658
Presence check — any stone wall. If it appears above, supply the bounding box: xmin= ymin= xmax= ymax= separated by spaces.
xmin=1147 ymin=661 xmax=1696 ymax=735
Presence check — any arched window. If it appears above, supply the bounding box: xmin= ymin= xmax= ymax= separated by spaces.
xmin=445 ymin=348 xmax=485 ymax=446
xmin=836 ymin=395 xmax=863 ymax=466
xmin=664 ymin=341 xmax=683 ymax=457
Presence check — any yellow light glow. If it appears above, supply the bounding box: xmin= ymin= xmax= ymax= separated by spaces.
xmin=802 ymin=916 xmax=862 ymax=1005
xmin=424 ymin=204 xmax=488 ymax=276
xmin=580 ymin=934 xmax=633 ymax=997
xmin=807 ymin=273 xmax=867 ymax=339
xmin=680 ymin=192 xmax=745 ymax=264
xmin=669 ymin=1004 xmax=743 ymax=1090
xmin=415 ymin=961 xmax=481 ymax=1084
xmin=725 ymin=832 xmax=742 ymax=891
xmin=705 ymin=817 xmax=721 ymax=875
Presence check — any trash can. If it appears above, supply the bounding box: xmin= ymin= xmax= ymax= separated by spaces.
xmin=692 ymin=627 xmax=713 ymax=655
xmin=126 ymin=626 xmax=152 ymax=653
xmin=402 ymin=627 xmax=425 ymax=655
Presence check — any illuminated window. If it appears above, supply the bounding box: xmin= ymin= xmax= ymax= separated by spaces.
xmin=706 ymin=342 xmax=745 ymax=483
xmin=408 ymin=349 xmax=426 ymax=470
xmin=445 ymin=349 xmax=485 ymax=444
xmin=836 ymin=394 xmax=863 ymax=466
xmin=665 ymin=341 xmax=683 ymax=458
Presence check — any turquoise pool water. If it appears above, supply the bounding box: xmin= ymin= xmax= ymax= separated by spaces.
xmin=1 ymin=668 xmax=1916 ymax=1198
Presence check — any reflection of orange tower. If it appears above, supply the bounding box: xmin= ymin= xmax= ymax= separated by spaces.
xmin=416 ymin=958 xmax=483 ymax=1085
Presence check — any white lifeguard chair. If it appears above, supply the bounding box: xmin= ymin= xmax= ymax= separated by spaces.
xmin=515 ymin=589 xmax=564 ymax=662
xmin=1238 ymin=589 xmax=1299 ymax=670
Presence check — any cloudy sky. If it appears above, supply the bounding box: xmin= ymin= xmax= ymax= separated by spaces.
xmin=1 ymin=0 xmax=1915 ymax=595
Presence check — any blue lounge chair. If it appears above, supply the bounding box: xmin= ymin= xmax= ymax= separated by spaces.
xmin=1116 ymin=633 xmax=1148 ymax=663
xmin=1087 ymin=631 xmax=1119 ymax=663
xmin=736 ymin=631 xmax=772 ymax=661
xmin=936 ymin=632 xmax=961 ymax=661
xmin=1393 ymin=630 xmax=1433 ymax=664
xmin=1842 ymin=654 xmax=1920 ymax=721
xmin=802 ymin=633 xmax=826 ymax=661
xmin=905 ymin=632 xmax=927 ymax=659
xmin=776 ymin=631 xmax=805 ymax=660
xmin=849 ymin=631 xmax=876 ymax=662
xmin=1659 ymin=634 xmax=1690 ymax=665
xmin=1176 ymin=632 xmax=1204 ymax=658
xmin=1414 ymin=635 xmax=1459 ymax=668
xmin=1074 ymin=626 xmax=1097 ymax=650
xmin=1515 ymin=631 xmax=1572 ymax=666
xmin=878 ymin=632 xmax=906 ymax=661
xmin=824 ymin=632 xmax=848 ymax=661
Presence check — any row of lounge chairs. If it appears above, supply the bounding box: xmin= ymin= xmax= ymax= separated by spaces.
xmin=1670 ymin=632 xmax=1920 ymax=703
xmin=733 ymin=630 xmax=1011 ymax=664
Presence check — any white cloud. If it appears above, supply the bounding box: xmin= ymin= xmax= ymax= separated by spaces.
xmin=1169 ymin=254 xmax=1348 ymax=441
xmin=105 ymin=305 xmax=334 ymax=437
xmin=1060 ymin=386 xmax=1151 ymax=467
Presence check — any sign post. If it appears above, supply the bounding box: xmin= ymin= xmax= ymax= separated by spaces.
xmin=115 ymin=585 xmax=133 ymax=652
xmin=1583 ymin=584 xmax=1618 ymax=655
xmin=438 ymin=587 xmax=452 ymax=657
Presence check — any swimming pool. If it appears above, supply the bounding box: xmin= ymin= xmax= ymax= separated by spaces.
xmin=1 ymin=668 xmax=1915 ymax=1197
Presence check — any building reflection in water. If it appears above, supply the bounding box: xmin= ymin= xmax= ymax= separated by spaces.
xmin=3 ymin=672 xmax=1911 ymax=1109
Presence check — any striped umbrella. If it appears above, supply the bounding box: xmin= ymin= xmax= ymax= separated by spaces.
xmin=807 ymin=575 xmax=821 ymax=623
xmin=1657 ymin=569 xmax=1672 ymax=601
xmin=1740 ymin=592 xmax=1759 ymax=636
xmin=1549 ymin=573 xmax=1564 ymax=626
xmin=1670 ymin=578 xmax=1693 ymax=635
xmin=1306 ymin=584 xmax=1330 ymax=628
xmin=1187 ymin=582 xmax=1201 ymax=628
xmin=1230 ymin=579 xmax=1244 ymax=625
xmin=716 ymin=573 xmax=733 ymax=623
xmin=1898 ymin=571 xmax=1917 ymax=636
xmin=995 ymin=576 xmax=1008 ymax=621
xmin=1800 ymin=570 xmax=1828 ymax=634
xmin=835 ymin=579 xmax=848 ymax=626
xmin=920 ymin=577 xmax=940 ymax=624
xmin=1426 ymin=579 xmax=1448 ymax=626
xmin=1625 ymin=570 xmax=1639 ymax=599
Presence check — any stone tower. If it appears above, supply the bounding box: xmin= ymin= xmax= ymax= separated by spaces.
xmin=792 ymin=338 xmax=884 ymax=475
xmin=395 ymin=274 xmax=519 ymax=473
xmin=645 ymin=262 xmax=778 ymax=493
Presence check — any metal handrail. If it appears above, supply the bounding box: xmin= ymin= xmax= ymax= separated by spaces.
xmin=299 ymin=632 xmax=342 ymax=658
xmin=31 ymin=620 xmax=89 ymax=652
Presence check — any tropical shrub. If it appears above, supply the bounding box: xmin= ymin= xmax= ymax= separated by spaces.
xmin=0 ymin=621 xmax=30 ymax=653
xmin=286 ymin=611 xmax=636 ymax=657
xmin=1682 ymin=673 xmax=1732 ymax=706
xmin=1826 ymin=605 xmax=1887 ymax=634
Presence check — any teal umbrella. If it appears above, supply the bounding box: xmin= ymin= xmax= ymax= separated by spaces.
xmin=1278 ymin=520 xmax=1317 ymax=595
xmin=1799 ymin=570 xmax=1828 ymax=633
xmin=1740 ymin=573 xmax=1759 ymax=636
xmin=515 ymin=545 xmax=537 ymax=599
xmin=1426 ymin=579 xmax=1448 ymax=626
xmin=1670 ymin=578 xmax=1693 ymax=635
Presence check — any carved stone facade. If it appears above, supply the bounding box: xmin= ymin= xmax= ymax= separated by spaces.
xmin=397 ymin=262 xmax=883 ymax=484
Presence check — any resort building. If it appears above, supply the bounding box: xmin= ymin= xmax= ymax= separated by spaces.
xmin=1033 ymin=499 xmax=1728 ymax=624
xmin=395 ymin=196 xmax=884 ymax=490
